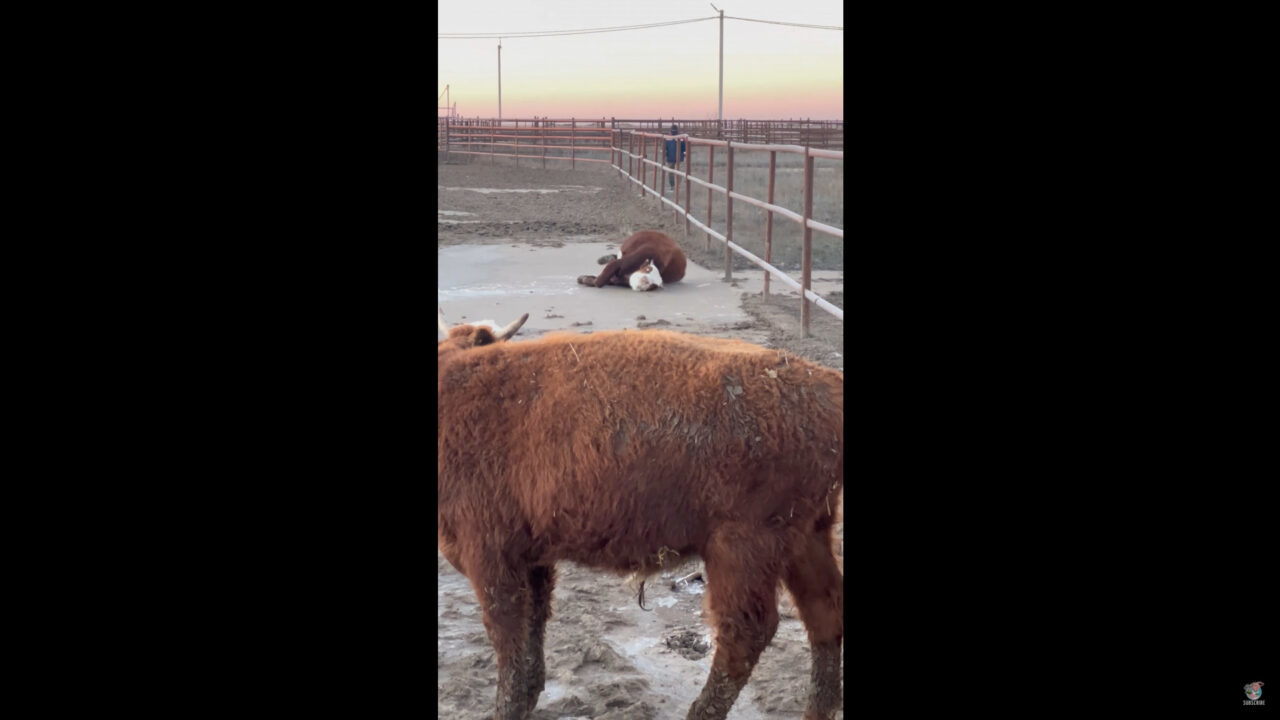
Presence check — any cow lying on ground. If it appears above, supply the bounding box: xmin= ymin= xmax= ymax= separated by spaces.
xmin=438 ymin=309 xmax=844 ymax=720
xmin=576 ymin=230 xmax=687 ymax=291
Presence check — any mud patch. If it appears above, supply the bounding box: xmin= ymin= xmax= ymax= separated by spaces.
xmin=739 ymin=292 xmax=843 ymax=371
xmin=664 ymin=630 xmax=711 ymax=660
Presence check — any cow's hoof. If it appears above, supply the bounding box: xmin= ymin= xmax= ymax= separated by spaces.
xmin=597 ymin=254 xmax=618 ymax=265
xmin=576 ymin=275 xmax=599 ymax=286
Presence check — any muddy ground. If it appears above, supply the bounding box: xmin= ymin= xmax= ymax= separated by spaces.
xmin=437 ymin=160 xmax=845 ymax=719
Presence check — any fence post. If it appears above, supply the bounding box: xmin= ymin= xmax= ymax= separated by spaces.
xmin=671 ymin=136 xmax=678 ymax=214
xmin=571 ymin=119 xmax=576 ymax=170
xmin=653 ymin=136 xmax=661 ymax=198
xmin=683 ymin=136 xmax=692 ymax=236
xmin=445 ymin=118 xmax=450 ymax=164
xmin=660 ymin=133 xmax=667 ymax=202
xmin=543 ymin=125 xmax=547 ymax=169
xmin=640 ymin=134 xmax=647 ymax=197
xmin=705 ymin=145 xmax=715 ymax=251
xmin=801 ymin=147 xmax=815 ymax=338
xmin=724 ymin=141 xmax=734 ymax=281
xmin=490 ymin=120 xmax=495 ymax=164
xmin=764 ymin=150 xmax=776 ymax=301
xmin=515 ymin=128 xmax=519 ymax=168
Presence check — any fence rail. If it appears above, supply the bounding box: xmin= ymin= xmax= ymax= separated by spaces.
xmin=439 ymin=116 xmax=842 ymax=151
xmin=611 ymin=129 xmax=843 ymax=337
xmin=440 ymin=120 xmax=614 ymax=168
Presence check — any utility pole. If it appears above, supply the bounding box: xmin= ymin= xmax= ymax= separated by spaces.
xmin=497 ymin=38 xmax=503 ymax=125
xmin=710 ymin=4 xmax=723 ymax=134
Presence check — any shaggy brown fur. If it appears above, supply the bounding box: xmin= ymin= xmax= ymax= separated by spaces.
xmin=581 ymin=230 xmax=687 ymax=288
xmin=438 ymin=320 xmax=843 ymax=720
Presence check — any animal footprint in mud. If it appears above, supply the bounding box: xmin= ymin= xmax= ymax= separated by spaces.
xmin=570 ymin=320 xmax=592 ymax=327
xmin=637 ymin=318 xmax=671 ymax=328
xmin=545 ymin=313 xmax=565 ymax=319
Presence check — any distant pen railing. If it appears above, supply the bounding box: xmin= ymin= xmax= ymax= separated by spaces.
xmin=611 ymin=129 xmax=842 ymax=338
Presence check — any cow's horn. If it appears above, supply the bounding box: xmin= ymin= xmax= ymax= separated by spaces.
xmin=438 ymin=308 xmax=452 ymax=337
xmin=494 ymin=313 xmax=529 ymax=341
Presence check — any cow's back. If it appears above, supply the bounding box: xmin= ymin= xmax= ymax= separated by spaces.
xmin=437 ymin=330 xmax=842 ymax=571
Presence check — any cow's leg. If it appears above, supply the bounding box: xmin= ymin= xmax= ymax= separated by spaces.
xmin=593 ymin=258 xmax=625 ymax=287
xmin=686 ymin=525 xmax=782 ymax=720
xmin=577 ymin=272 xmax=626 ymax=287
xmin=781 ymin=529 xmax=844 ymax=720
xmin=466 ymin=559 xmax=533 ymax=720
xmin=523 ymin=565 xmax=556 ymax=709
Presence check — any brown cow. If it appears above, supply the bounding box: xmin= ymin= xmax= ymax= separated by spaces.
xmin=438 ymin=311 xmax=844 ymax=720
xmin=577 ymin=230 xmax=687 ymax=291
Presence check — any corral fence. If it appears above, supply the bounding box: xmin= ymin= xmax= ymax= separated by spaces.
xmin=439 ymin=118 xmax=614 ymax=168
xmin=611 ymin=129 xmax=843 ymax=338
xmin=437 ymin=117 xmax=842 ymax=166
xmin=437 ymin=117 xmax=843 ymax=338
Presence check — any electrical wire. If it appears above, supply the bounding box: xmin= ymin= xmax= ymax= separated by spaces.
xmin=724 ymin=15 xmax=841 ymax=31
xmin=439 ymin=16 xmax=716 ymax=39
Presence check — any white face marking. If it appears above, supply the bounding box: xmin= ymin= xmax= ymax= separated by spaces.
xmin=629 ymin=261 xmax=663 ymax=292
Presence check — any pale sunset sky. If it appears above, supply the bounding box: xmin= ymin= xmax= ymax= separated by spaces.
xmin=438 ymin=0 xmax=843 ymax=121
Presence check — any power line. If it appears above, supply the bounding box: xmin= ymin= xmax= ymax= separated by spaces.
xmin=724 ymin=15 xmax=842 ymax=31
xmin=437 ymin=14 xmax=840 ymax=39
xmin=439 ymin=16 xmax=716 ymax=39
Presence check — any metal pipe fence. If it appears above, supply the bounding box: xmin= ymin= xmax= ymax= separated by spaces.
xmin=440 ymin=119 xmax=615 ymax=167
xmin=611 ymin=129 xmax=843 ymax=337
xmin=435 ymin=117 xmax=844 ymax=338
xmin=438 ymin=117 xmax=843 ymax=153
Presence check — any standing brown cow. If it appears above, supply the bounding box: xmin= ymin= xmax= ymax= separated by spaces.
xmin=577 ymin=230 xmax=687 ymax=291
xmin=438 ymin=310 xmax=844 ymax=720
